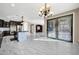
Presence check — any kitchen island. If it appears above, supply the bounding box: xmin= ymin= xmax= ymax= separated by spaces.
xmin=18 ymin=31 xmax=28 ymax=42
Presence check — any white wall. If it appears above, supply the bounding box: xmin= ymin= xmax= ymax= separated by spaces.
xmin=74 ymin=9 xmax=79 ymax=43
xmin=10 ymin=25 xmax=16 ymax=32
xmin=22 ymin=22 xmax=28 ymax=31
xmin=26 ymin=19 xmax=44 ymax=25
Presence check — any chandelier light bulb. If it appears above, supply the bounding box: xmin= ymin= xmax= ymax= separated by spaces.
xmin=39 ymin=3 xmax=52 ymax=17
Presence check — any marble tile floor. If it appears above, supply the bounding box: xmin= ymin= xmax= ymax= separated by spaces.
xmin=0 ymin=36 xmax=79 ymax=55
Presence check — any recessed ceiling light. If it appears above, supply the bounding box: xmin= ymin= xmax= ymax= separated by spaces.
xmin=11 ymin=3 xmax=15 ymax=7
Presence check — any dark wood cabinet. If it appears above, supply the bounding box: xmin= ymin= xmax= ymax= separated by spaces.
xmin=3 ymin=21 xmax=9 ymax=27
xmin=0 ymin=32 xmax=3 ymax=48
xmin=0 ymin=19 xmax=9 ymax=27
xmin=0 ymin=19 xmax=4 ymax=27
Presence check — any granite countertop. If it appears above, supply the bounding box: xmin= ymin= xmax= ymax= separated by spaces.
xmin=18 ymin=31 xmax=29 ymax=32
xmin=0 ymin=28 xmax=9 ymax=32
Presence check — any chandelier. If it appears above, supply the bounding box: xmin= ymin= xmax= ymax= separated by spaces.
xmin=39 ymin=3 xmax=51 ymax=17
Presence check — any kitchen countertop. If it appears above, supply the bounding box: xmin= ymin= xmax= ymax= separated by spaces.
xmin=0 ymin=28 xmax=9 ymax=32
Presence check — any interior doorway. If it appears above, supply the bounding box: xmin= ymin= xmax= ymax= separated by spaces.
xmin=30 ymin=24 xmax=34 ymax=34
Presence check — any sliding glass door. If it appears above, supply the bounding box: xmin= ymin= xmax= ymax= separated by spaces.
xmin=47 ymin=19 xmax=56 ymax=38
xmin=58 ymin=16 xmax=72 ymax=41
xmin=47 ymin=14 xmax=73 ymax=42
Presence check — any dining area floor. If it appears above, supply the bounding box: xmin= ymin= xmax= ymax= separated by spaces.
xmin=0 ymin=36 xmax=79 ymax=55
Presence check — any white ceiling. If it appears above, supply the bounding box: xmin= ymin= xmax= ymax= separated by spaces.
xmin=0 ymin=3 xmax=79 ymax=22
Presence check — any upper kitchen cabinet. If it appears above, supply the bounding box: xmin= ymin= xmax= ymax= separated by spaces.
xmin=0 ymin=19 xmax=4 ymax=27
